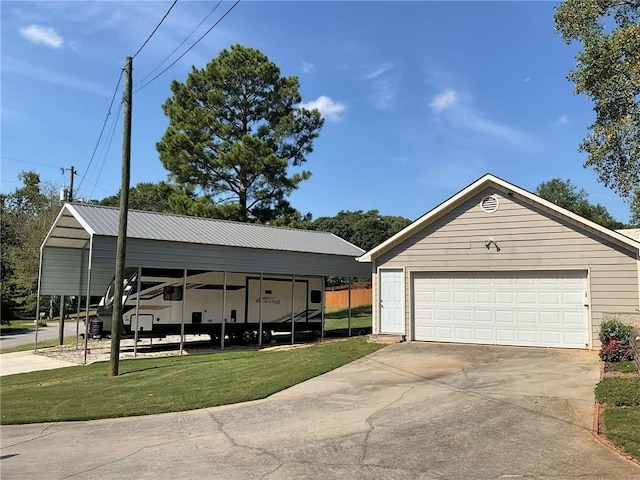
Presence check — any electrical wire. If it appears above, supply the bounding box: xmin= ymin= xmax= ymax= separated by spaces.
xmin=137 ymin=1 xmax=223 ymax=86
xmin=88 ymin=101 xmax=124 ymax=200
xmin=0 ymin=157 xmax=61 ymax=170
xmin=75 ymin=70 xmax=124 ymax=197
xmin=135 ymin=0 xmax=241 ymax=93
xmin=132 ymin=0 xmax=178 ymax=60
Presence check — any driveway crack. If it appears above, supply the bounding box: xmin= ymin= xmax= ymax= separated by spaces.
xmin=207 ymin=411 xmax=284 ymax=472
xmin=360 ymin=386 xmax=414 ymax=465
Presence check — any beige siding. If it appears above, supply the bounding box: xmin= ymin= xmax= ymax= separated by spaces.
xmin=375 ymin=187 xmax=639 ymax=347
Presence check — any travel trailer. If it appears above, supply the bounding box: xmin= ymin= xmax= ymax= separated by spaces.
xmin=93 ymin=268 xmax=324 ymax=343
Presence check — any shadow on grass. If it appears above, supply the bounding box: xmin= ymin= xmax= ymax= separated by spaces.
xmin=325 ymin=327 xmax=372 ymax=338
xmin=0 ymin=328 xmax=33 ymax=337
xmin=325 ymin=304 xmax=372 ymax=319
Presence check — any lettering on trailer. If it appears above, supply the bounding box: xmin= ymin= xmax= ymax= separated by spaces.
xmin=256 ymin=297 xmax=281 ymax=305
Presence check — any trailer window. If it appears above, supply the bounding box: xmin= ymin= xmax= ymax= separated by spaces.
xmin=163 ymin=286 xmax=183 ymax=301
xmin=310 ymin=290 xmax=322 ymax=304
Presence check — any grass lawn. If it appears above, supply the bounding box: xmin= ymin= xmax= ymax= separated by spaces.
xmin=0 ymin=319 xmax=38 ymax=332
xmin=324 ymin=305 xmax=372 ymax=335
xmin=601 ymin=406 xmax=640 ymax=459
xmin=0 ymin=337 xmax=385 ymax=425
xmin=595 ymin=365 xmax=640 ymax=461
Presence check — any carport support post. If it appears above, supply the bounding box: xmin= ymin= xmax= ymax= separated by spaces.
xmin=321 ymin=276 xmax=325 ymax=339
xmin=348 ymin=277 xmax=352 ymax=337
xmin=58 ymin=295 xmax=65 ymax=345
xmin=75 ymin=250 xmax=85 ymax=350
xmin=258 ymin=273 xmax=264 ymax=347
xmin=180 ymin=269 xmax=187 ymax=354
xmin=220 ymin=271 xmax=227 ymax=351
xmin=133 ymin=267 xmax=141 ymax=358
xmin=83 ymin=262 xmax=92 ymax=365
xmin=291 ymin=274 xmax=296 ymax=344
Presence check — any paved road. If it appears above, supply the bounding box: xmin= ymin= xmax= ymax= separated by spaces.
xmin=2 ymin=342 xmax=639 ymax=479
xmin=0 ymin=320 xmax=83 ymax=350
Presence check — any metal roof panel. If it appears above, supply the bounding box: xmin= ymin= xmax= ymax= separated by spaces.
xmin=64 ymin=204 xmax=365 ymax=257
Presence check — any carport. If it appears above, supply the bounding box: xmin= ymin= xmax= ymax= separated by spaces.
xmin=37 ymin=204 xmax=370 ymax=358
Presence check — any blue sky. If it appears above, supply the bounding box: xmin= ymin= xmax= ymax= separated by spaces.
xmin=1 ymin=1 xmax=632 ymax=223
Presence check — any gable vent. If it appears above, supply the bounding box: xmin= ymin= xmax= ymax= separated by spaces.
xmin=480 ymin=195 xmax=499 ymax=213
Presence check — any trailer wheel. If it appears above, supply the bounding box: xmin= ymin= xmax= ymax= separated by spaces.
xmin=241 ymin=329 xmax=256 ymax=344
xmin=261 ymin=329 xmax=272 ymax=344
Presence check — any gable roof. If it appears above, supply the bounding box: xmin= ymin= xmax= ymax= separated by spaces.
xmin=45 ymin=203 xmax=365 ymax=257
xmin=358 ymin=173 xmax=639 ymax=262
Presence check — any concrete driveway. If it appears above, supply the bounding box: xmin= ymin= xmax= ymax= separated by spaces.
xmin=1 ymin=342 xmax=639 ymax=479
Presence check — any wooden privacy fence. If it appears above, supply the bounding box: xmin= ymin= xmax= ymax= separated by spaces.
xmin=325 ymin=288 xmax=372 ymax=309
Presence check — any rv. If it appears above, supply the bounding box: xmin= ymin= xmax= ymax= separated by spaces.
xmin=94 ymin=268 xmax=324 ymax=343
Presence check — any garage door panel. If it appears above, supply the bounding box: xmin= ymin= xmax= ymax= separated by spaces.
xmin=435 ymin=326 xmax=453 ymax=339
xmin=517 ymin=292 xmax=536 ymax=303
xmin=518 ymin=330 xmax=539 ymax=343
xmin=495 ymin=291 xmax=514 ymax=303
xmin=454 ymin=309 xmax=472 ymax=321
xmin=564 ymin=312 xmax=585 ymax=325
xmin=496 ymin=310 xmax=515 ymax=322
xmin=496 ymin=329 xmax=516 ymax=342
xmin=475 ymin=328 xmax=493 ymax=341
xmin=540 ymin=311 xmax=561 ymax=324
xmin=413 ymin=272 xmax=588 ymax=349
xmin=474 ymin=291 xmax=492 ymax=303
xmin=454 ymin=327 xmax=473 ymax=340
xmin=539 ymin=292 xmax=561 ymax=304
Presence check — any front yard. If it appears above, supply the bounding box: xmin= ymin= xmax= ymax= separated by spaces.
xmin=595 ymin=352 xmax=640 ymax=461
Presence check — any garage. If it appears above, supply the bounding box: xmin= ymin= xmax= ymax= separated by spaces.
xmin=413 ymin=271 xmax=588 ymax=348
xmin=360 ymin=174 xmax=640 ymax=350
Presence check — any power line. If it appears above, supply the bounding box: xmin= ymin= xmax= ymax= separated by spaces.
xmin=76 ymin=70 xmax=124 ymax=197
xmin=0 ymin=157 xmax=61 ymax=170
xmin=137 ymin=1 xmax=223 ymax=86
xmin=132 ymin=0 xmax=178 ymax=60
xmin=88 ymin=100 xmax=123 ymax=200
xmin=135 ymin=0 xmax=241 ymax=93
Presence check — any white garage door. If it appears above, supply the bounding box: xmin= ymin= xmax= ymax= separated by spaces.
xmin=413 ymin=271 xmax=589 ymax=349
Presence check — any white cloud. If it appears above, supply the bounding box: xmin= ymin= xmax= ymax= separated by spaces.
xmin=3 ymin=55 xmax=111 ymax=97
xmin=299 ymin=96 xmax=346 ymax=122
xmin=429 ymin=89 xmax=458 ymax=113
xmin=429 ymin=88 xmax=530 ymax=150
xmin=301 ymin=61 xmax=315 ymax=74
xmin=20 ymin=24 xmax=63 ymax=48
xmin=555 ymin=114 xmax=569 ymax=126
xmin=363 ymin=62 xmax=393 ymax=80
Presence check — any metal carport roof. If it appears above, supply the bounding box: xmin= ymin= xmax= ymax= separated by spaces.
xmin=39 ymin=204 xmax=370 ymax=297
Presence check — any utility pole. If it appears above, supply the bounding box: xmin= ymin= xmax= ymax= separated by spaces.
xmin=109 ymin=56 xmax=133 ymax=377
xmin=58 ymin=167 xmax=76 ymax=344
xmin=61 ymin=166 xmax=77 ymax=202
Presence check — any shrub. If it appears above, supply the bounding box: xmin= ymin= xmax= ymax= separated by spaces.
xmin=600 ymin=342 xmax=634 ymax=362
xmin=599 ymin=316 xmax=632 ymax=345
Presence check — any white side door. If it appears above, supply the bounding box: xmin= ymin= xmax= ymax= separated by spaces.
xmin=380 ymin=270 xmax=404 ymax=334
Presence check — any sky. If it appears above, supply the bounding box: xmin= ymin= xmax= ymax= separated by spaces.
xmin=1 ymin=1 xmax=633 ymax=223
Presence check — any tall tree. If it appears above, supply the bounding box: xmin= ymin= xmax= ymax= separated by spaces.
xmin=554 ymin=1 xmax=640 ymax=199
xmin=536 ymin=178 xmax=625 ymax=230
xmin=1 ymin=172 xmax=60 ymax=318
xmin=313 ymin=210 xmax=412 ymax=252
xmin=98 ymin=181 xmax=177 ymax=213
xmin=157 ymin=45 xmax=324 ymax=223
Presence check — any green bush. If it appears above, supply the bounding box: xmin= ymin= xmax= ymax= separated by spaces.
xmin=599 ymin=342 xmax=634 ymax=362
xmin=599 ymin=316 xmax=632 ymax=345
xmin=595 ymin=377 xmax=640 ymax=406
